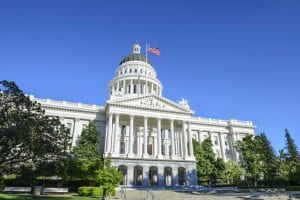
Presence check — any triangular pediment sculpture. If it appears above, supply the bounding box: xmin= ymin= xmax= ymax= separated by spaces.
xmin=108 ymin=94 xmax=194 ymax=114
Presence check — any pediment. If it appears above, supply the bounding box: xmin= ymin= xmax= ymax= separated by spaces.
xmin=108 ymin=94 xmax=193 ymax=114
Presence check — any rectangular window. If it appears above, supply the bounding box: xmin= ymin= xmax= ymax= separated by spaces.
xmin=214 ymin=136 xmax=218 ymax=145
xmin=224 ymin=137 xmax=228 ymax=145
xmin=120 ymin=142 xmax=125 ymax=154
xmin=121 ymin=125 xmax=126 ymax=135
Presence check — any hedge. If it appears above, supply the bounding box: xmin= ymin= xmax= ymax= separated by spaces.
xmin=286 ymin=186 xmax=300 ymax=191
xmin=78 ymin=186 xmax=116 ymax=197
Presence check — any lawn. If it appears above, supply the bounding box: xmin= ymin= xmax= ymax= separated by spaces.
xmin=0 ymin=193 xmax=97 ymax=200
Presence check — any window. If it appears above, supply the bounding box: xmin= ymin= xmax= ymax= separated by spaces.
xmin=140 ymin=85 xmax=144 ymax=94
xmin=66 ymin=123 xmax=73 ymax=133
xmin=133 ymin=85 xmax=137 ymax=93
xmin=130 ymin=69 xmax=132 ymax=73
xmin=125 ymin=69 xmax=127 ymax=74
xmin=121 ymin=125 xmax=126 ymax=135
xmin=135 ymin=69 xmax=137 ymax=73
xmin=120 ymin=142 xmax=125 ymax=154
xmin=224 ymin=137 xmax=228 ymax=146
xmin=140 ymin=69 xmax=142 ymax=73
xmin=161 ymin=129 xmax=165 ymax=138
xmin=214 ymin=136 xmax=218 ymax=145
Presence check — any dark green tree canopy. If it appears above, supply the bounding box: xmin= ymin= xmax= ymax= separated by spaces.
xmin=0 ymin=80 xmax=71 ymax=176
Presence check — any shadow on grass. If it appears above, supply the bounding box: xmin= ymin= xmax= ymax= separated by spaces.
xmin=0 ymin=193 xmax=98 ymax=200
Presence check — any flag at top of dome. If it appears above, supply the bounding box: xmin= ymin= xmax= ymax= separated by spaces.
xmin=147 ymin=46 xmax=160 ymax=56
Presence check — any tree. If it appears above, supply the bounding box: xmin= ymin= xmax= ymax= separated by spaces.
xmin=0 ymin=80 xmax=71 ymax=177
xmin=223 ymin=161 xmax=244 ymax=185
xmin=96 ymin=158 xmax=122 ymax=188
xmin=69 ymin=122 xmax=102 ymax=182
xmin=192 ymin=137 xmax=225 ymax=185
xmin=282 ymin=129 xmax=300 ymax=184
xmin=256 ymin=133 xmax=278 ymax=182
xmin=235 ymin=135 xmax=262 ymax=187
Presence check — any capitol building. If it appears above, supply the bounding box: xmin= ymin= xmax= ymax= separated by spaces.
xmin=31 ymin=43 xmax=255 ymax=187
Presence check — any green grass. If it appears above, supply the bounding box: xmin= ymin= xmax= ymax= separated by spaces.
xmin=0 ymin=193 xmax=97 ymax=200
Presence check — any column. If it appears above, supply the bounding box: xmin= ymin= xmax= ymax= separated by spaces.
xmin=122 ymin=80 xmax=125 ymax=94
xmin=113 ymin=114 xmax=120 ymax=154
xmin=127 ymin=164 xmax=134 ymax=186
xmin=130 ymin=79 xmax=133 ymax=94
xmin=218 ymin=132 xmax=226 ymax=161
xmin=143 ymin=117 xmax=148 ymax=157
xmin=188 ymin=122 xmax=194 ymax=157
xmin=117 ymin=81 xmax=119 ymax=92
xmin=157 ymin=118 xmax=162 ymax=158
xmin=145 ymin=80 xmax=148 ymax=94
xmin=128 ymin=115 xmax=134 ymax=156
xmin=151 ymin=82 xmax=154 ymax=94
xmin=170 ymin=119 xmax=175 ymax=158
xmin=106 ymin=113 xmax=113 ymax=153
xmin=182 ymin=122 xmax=188 ymax=158
xmin=71 ymin=118 xmax=80 ymax=147
xmin=198 ymin=131 xmax=201 ymax=143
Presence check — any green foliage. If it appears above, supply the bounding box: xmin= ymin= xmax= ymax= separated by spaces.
xmin=69 ymin=122 xmax=102 ymax=181
xmin=278 ymin=129 xmax=300 ymax=184
xmin=78 ymin=187 xmax=94 ymax=196
xmin=0 ymin=80 xmax=71 ymax=180
xmin=256 ymin=133 xmax=278 ymax=181
xmin=235 ymin=135 xmax=262 ymax=187
xmin=286 ymin=186 xmax=300 ymax=191
xmin=96 ymin=159 xmax=123 ymax=188
xmin=223 ymin=160 xmax=244 ymax=184
xmin=78 ymin=186 xmax=115 ymax=197
xmin=192 ymin=138 xmax=225 ymax=185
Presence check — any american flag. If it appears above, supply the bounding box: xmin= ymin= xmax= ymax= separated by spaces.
xmin=147 ymin=47 xmax=160 ymax=56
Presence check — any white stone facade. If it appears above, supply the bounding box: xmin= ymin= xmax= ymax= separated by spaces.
xmin=31 ymin=43 xmax=255 ymax=187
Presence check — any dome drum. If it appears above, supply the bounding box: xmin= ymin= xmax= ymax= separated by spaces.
xmin=109 ymin=43 xmax=163 ymax=98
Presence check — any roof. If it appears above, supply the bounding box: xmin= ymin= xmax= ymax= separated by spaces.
xmin=119 ymin=53 xmax=152 ymax=65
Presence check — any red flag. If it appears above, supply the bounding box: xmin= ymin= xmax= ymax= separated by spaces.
xmin=147 ymin=47 xmax=160 ymax=56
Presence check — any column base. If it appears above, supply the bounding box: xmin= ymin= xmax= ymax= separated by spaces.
xmin=157 ymin=154 xmax=163 ymax=159
xmin=142 ymin=154 xmax=149 ymax=158
xmin=184 ymin=156 xmax=195 ymax=161
xmin=171 ymin=155 xmax=177 ymax=160
xmin=127 ymin=153 xmax=134 ymax=158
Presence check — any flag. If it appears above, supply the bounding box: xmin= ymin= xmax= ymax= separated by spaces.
xmin=147 ymin=46 xmax=160 ymax=56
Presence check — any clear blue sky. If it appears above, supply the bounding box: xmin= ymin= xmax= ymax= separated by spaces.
xmin=1 ymin=0 xmax=299 ymax=153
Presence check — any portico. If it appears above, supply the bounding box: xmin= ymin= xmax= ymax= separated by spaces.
xmin=104 ymin=112 xmax=195 ymax=161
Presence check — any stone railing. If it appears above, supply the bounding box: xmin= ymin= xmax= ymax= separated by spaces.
xmin=194 ymin=117 xmax=253 ymax=126
xmin=29 ymin=95 xmax=103 ymax=111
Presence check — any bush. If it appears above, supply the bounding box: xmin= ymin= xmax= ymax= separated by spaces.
xmin=286 ymin=186 xmax=300 ymax=191
xmin=92 ymin=187 xmax=103 ymax=197
xmin=78 ymin=187 xmax=93 ymax=196
xmin=78 ymin=186 xmax=115 ymax=197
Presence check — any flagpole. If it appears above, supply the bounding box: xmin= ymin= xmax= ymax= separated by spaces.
xmin=145 ymin=43 xmax=148 ymax=62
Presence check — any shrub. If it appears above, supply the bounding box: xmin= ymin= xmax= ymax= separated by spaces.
xmin=286 ymin=186 xmax=300 ymax=191
xmin=78 ymin=187 xmax=93 ymax=196
xmin=92 ymin=187 xmax=103 ymax=197
xmin=78 ymin=186 xmax=115 ymax=197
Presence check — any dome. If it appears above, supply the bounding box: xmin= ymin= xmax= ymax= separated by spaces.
xmin=119 ymin=53 xmax=152 ymax=65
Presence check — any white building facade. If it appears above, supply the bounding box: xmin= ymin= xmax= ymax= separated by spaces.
xmin=31 ymin=43 xmax=255 ymax=187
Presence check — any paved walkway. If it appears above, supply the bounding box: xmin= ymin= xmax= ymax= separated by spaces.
xmin=114 ymin=189 xmax=300 ymax=200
